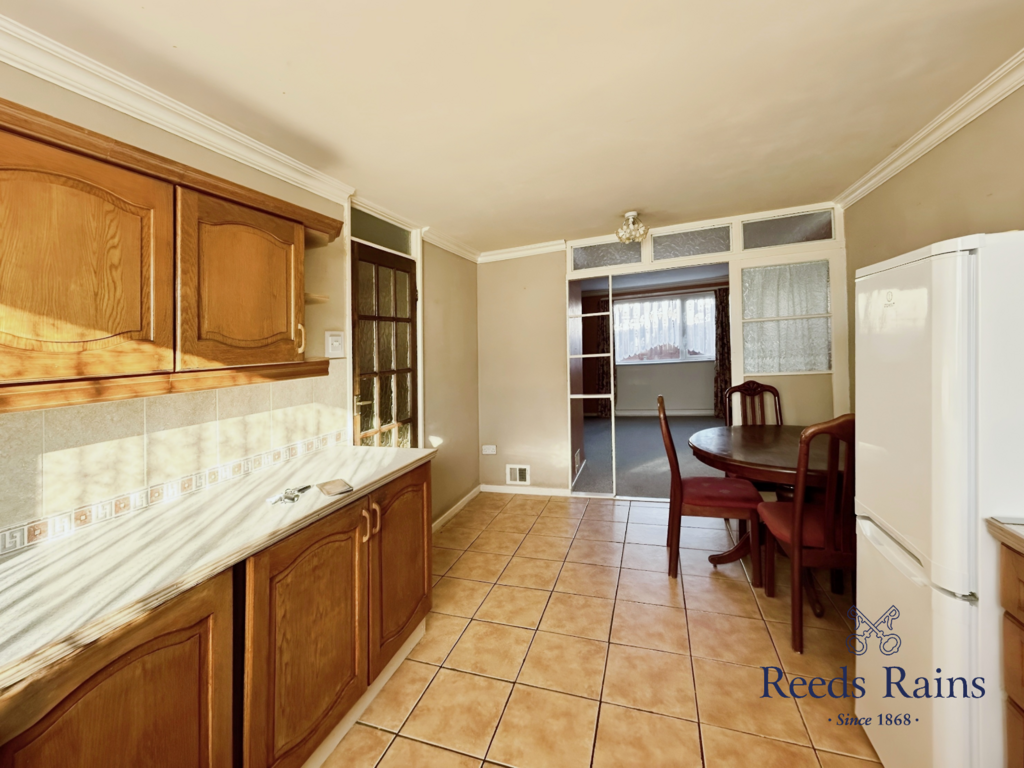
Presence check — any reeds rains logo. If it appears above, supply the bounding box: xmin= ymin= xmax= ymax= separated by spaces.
xmin=760 ymin=603 xmax=986 ymax=700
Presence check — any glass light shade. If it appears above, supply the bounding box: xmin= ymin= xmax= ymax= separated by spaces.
xmin=616 ymin=211 xmax=648 ymax=244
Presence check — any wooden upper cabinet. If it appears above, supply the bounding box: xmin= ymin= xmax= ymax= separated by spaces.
xmin=177 ymin=189 xmax=305 ymax=371
xmin=0 ymin=129 xmax=174 ymax=383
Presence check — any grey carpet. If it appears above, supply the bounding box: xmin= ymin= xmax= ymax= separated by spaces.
xmin=572 ymin=415 xmax=725 ymax=499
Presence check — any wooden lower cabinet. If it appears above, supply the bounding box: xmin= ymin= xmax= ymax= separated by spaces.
xmin=0 ymin=570 xmax=233 ymax=768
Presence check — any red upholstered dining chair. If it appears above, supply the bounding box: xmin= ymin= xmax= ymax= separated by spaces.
xmin=724 ymin=380 xmax=783 ymax=427
xmin=758 ymin=414 xmax=856 ymax=653
xmin=657 ymin=396 xmax=763 ymax=583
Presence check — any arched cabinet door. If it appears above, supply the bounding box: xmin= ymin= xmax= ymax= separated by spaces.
xmin=177 ymin=188 xmax=305 ymax=371
xmin=368 ymin=462 xmax=432 ymax=680
xmin=0 ymin=129 xmax=174 ymax=382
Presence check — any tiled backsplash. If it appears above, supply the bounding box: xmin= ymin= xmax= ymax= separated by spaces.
xmin=0 ymin=360 xmax=349 ymax=555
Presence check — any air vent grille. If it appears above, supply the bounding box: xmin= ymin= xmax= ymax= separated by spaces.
xmin=506 ymin=465 xmax=530 ymax=485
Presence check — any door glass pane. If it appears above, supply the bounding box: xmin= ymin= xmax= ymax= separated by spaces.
xmin=380 ymin=375 xmax=395 ymax=426
xmin=397 ymin=373 xmax=411 ymax=422
xmin=352 ymin=208 xmax=412 ymax=255
xmin=358 ymin=262 xmax=376 ymax=315
xmin=743 ymin=317 xmax=832 ymax=373
xmin=572 ymin=241 xmax=641 ymax=271
xmin=358 ymin=376 xmax=376 ymax=433
xmin=379 ymin=321 xmax=395 ymax=371
xmin=742 ymin=261 xmax=830 ymax=319
xmin=742 ymin=210 xmax=833 ymax=249
xmin=361 ymin=434 xmax=376 ymax=447
xmin=378 ymin=267 xmax=395 ymax=317
xmin=396 ymin=271 xmax=411 ymax=319
xmin=398 ymin=423 xmax=411 ymax=448
xmin=358 ymin=320 xmax=377 ymax=373
xmin=653 ymin=226 xmax=731 ymax=260
xmin=396 ymin=323 xmax=411 ymax=369
xmin=380 ymin=427 xmax=395 ymax=447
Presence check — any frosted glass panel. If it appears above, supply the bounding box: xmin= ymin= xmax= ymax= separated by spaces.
xmin=357 ymin=262 xmax=376 ymax=315
xmin=378 ymin=321 xmax=394 ymax=370
xmin=380 ymin=375 xmax=395 ymax=426
xmin=573 ymin=241 xmax=641 ymax=270
xmin=352 ymin=208 xmax=412 ymax=255
xmin=653 ymin=226 xmax=731 ymax=260
xmin=378 ymin=267 xmax=395 ymax=317
xmin=742 ymin=261 xmax=830 ymax=319
xmin=398 ymin=423 xmax=411 ymax=448
xmin=742 ymin=210 xmax=833 ymax=249
xmin=743 ymin=318 xmax=831 ymax=373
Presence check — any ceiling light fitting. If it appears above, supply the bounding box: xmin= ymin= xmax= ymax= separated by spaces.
xmin=616 ymin=211 xmax=648 ymax=244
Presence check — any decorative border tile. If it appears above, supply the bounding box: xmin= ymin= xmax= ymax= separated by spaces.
xmin=0 ymin=430 xmax=349 ymax=558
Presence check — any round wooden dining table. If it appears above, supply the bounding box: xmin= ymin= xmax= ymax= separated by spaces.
xmin=688 ymin=424 xmax=833 ymax=489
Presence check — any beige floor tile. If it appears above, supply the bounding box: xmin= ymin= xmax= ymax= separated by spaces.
xmin=323 ymin=723 xmax=394 ymax=768
xmin=486 ymin=512 xmax=538 ymax=534
xmin=756 ymin=583 xmax=852 ymax=631
xmin=615 ymin=568 xmax=684 ymax=608
xmin=610 ymin=600 xmax=689 ymax=655
xmin=447 ymin=551 xmax=511 ymax=583
xmin=701 ymin=725 xmax=819 ymax=767
xmin=402 ymin=669 xmax=512 ymax=758
xmin=592 ymin=703 xmax=701 ymax=768
xmin=529 ymin=515 xmax=582 ymax=537
xmin=378 ymin=737 xmax=483 ymax=768
xmin=629 ymin=507 xmax=670 ymax=525
xmin=693 ymin=657 xmax=810 ymax=744
xmin=540 ymin=502 xmax=586 ymax=518
xmin=554 ymin=562 xmax=619 ymax=599
xmin=602 ymin=644 xmax=697 ymax=720
xmin=621 ymin=543 xmax=669 ymax=572
xmin=409 ymin=613 xmax=470 ymax=665
xmin=432 ymin=578 xmax=493 ymax=618
xmin=464 ymin=492 xmax=512 ymax=513
xmin=677 ymin=547 xmax=746 ymax=580
xmin=688 ymin=611 xmax=780 ymax=667
xmin=433 ymin=547 xmax=463 ymax=576
xmin=683 ymin=575 xmax=760 ymax=618
xmin=630 ymin=501 xmax=670 ymax=510
xmin=575 ymin=520 xmax=627 ymax=542
xmin=539 ymin=592 xmax=614 ymax=641
xmin=766 ymin=622 xmax=856 ymax=679
xmin=678 ymin=527 xmax=734 ymax=551
xmin=505 ymin=496 xmax=549 ymax=515
xmin=447 ymin=509 xmax=497 ymax=530
xmin=497 ymin=557 xmax=562 ymax=590
xmin=516 ymin=534 xmax=572 ymax=561
xmin=487 ymin=685 xmax=598 ymax=768
xmin=432 ymin=574 xmax=443 ymax=586
xmin=796 ymin=690 xmax=880 ymax=760
xmin=435 ymin=526 xmax=482 ymax=550
xmin=625 ymin=523 xmax=669 ymax=546
xmin=360 ymin=660 xmax=438 ymax=731
xmin=443 ymin=620 xmax=534 ymax=680
xmin=679 ymin=515 xmax=729 ymax=529
xmin=468 ymin=530 xmax=526 ymax=556
xmin=583 ymin=506 xmax=629 ymax=522
xmin=816 ymin=751 xmax=883 ymax=767
xmin=475 ymin=585 xmax=550 ymax=628
xmin=566 ymin=538 xmax=623 ymax=567
xmin=517 ymin=631 xmax=608 ymax=699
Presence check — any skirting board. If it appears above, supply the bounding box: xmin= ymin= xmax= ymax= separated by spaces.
xmin=301 ymin=619 xmax=426 ymax=768
xmin=615 ymin=409 xmax=716 ymax=417
xmin=431 ymin=485 xmax=481 ymax=532
xmin=479 ymin=484 xmax=572 ymax=497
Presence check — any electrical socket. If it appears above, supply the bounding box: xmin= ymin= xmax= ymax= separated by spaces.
xmin=481 ymin=445 xmax=497 ymax=455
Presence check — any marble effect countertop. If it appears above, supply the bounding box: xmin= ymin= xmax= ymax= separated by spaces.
xmin=987 ymin=517 xmax=1024 ymax=554
xmin=0 ymin=445 xmax=435 ymax=693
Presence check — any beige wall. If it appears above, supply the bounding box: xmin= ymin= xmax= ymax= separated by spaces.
xmin=616 ymin=361 xmax=715 ymax=415
xmin=423 ymin=242 xmax=480 ymax=519
xmin=478 ymin=251 xmax=569 ymax=489
xmin=742 ymin=374 xmax=833 ymax=426
xmin=845 ymin=86 xmax=1024 ymax=408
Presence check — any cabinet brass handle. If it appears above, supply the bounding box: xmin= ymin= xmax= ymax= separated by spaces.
xmin=361 ymin=509 xmax=371 ymax=543
xmin=297 ymin=323 xmax=306 ymax=354
xmin=372 ymin=502 xmax=382 ymax=535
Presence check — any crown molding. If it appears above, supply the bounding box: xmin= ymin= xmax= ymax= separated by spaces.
xmin=478 ymin=240 xmax=566 ymax=264
xmin=835 ymin=46 xmax=1024 ymax=209
xmin=422 ymin=229 xmax=480 ymax=263
xmin=0 ymin=14 xmax=355 ymax=203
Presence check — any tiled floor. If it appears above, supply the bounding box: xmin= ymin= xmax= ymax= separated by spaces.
xmin=326 ymin=493 xmax=883 ymax=768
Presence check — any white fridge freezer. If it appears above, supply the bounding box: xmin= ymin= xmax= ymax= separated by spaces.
xmin=855 ymin=232 xmax=1024 ymax=767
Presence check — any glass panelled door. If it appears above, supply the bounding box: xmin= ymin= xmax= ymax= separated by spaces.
xmin=352 ymin=241 xmax=418 ymax=447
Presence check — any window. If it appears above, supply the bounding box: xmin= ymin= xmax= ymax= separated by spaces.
xmin=613 ymin=293 xmax=715 ymax=364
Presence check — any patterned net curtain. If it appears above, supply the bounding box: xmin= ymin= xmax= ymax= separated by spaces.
xmin=596 ymin=297 xmax=614 ymax=418
xmin=713 ymin=287 xmax=731 ymax=419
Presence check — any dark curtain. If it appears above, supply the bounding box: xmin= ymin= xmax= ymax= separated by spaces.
xmin=713 ymin=287 xmax=731 ymax=419
xmin=595 ymin=297 xmax=614 ymax=418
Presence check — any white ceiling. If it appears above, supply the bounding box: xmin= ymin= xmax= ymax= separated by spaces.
xmin=2 ymin=0 xmax=1022 ymax=251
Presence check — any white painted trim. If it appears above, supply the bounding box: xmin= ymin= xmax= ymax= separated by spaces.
xmin=479 ymin=484 xmax=572 ymax=497
xmin=351 ymin=196 xmax=421 ymax=233
xmin=301 ymin=619 xmax=426 ymax=768
xmin=431 ymin=485 xmax=482 ymax=532
xmin=835 ymin=47 xmax=1024 ymax=208
xmin=422 ymin=229 xmax=480 ymax=263
xmin=615 ymin=409 xmax=716 ymax=417
xmin=478 ymin=240 xmax=566 ymax=263
xmin=349 ymin=236 xmax=410 ymax=261
xmin=0 ymin=14 xmax=357 ymax=203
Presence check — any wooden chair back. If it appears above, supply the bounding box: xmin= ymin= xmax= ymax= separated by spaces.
xmin=724 ymin=380 xmax=783 ymax=426
xmin=657 ymin=396 xmax=684 ymax=511
xmin=793 ymin=413 xmax=855 ymax=556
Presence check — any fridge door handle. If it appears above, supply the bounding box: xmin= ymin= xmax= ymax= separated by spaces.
xmin=857 ymin=518 xmax=930 ymax=588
